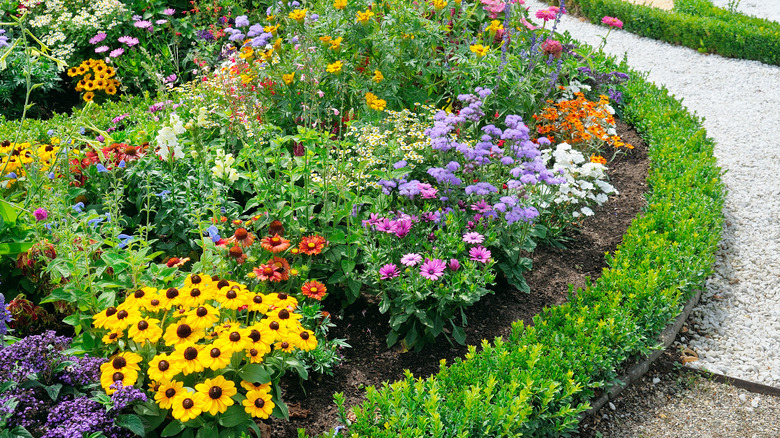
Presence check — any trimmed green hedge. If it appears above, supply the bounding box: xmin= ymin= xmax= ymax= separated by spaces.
xmin=315 ymin=58 xmax=725 ymax=436
xmin=556 ymin=0 xmax=780 ymax=66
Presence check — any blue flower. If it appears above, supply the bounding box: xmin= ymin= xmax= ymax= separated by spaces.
xmin=87 ymin=217 xmax=104 ymax=228
xmin=48 ymin=172 xmax=55 ymax=179
xmin=155 ymin=190 xmax=171 ymax=199
xmin=96 ymin=164 xmax=108 ymax=173
xmin=79 ymin=127 xmax=86 ymax=135
xmin=4 ymin=172 xmax=16 ymax=179
xmin=73 ymin=202 xmax=85 ymax=213
xmin=47 ymin=129 xmax=55 ymax=137
xmin=118 ymin=160 xmax=126 ymax=168
xmin=206 ymin=225 xmax=221 ymax=243
xmin=117 ymin=234 xmax=134 ymax=249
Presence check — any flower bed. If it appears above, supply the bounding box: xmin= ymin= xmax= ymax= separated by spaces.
xmin=0 ymin=1 xmax=722 ymax=436
xmin=552 ymin=0 xmax=780 ymax=65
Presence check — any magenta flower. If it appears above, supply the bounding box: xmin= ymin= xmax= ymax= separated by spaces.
xmin=155 ymin=19 xmax=168 ymax=25
xmin=33 ymin=208 xmax=48 ymax=221
xmin=89 ymin=32 xmax=107 ymax=44
xmin=109 ymin=48 xmax=124 ymax=58
xmin=419 ymin=259 xmax=446 ymax=280
xmin=134 ymin=20 xmax=152 ymax=29
xmin=400 ymin=253 xmax=422 ymax=267
xmin=462 ymin=232 xmax=485 ymax=244
xmin=118 ymin=36 xmax=139 ymax=46
xmin=379 ymin=263 xmax=400 ymax=280
xmin=95 ymin=46 xmax=109 ymax=53
xmin=602 ymin=16 xmax=623 ymax=28
xmin=448 ymin=259 xmax=460 ymax=271
xmin=163 ymin=8 xmax=176 ymax=16
xmin=469 ymin=246 xmax=492 ymax=263
xmin=535 ymin=9 xmax=557 ymax=21
xmin=393 ymin=219 xmax=412 ymax=238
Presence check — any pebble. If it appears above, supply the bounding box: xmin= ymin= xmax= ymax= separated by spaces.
xmin=608 ymin=402 xmax=616 ymax=411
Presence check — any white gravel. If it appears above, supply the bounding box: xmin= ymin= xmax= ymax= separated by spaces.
xmin=710 ymin=0 xmax=780 ymax=22
xmin=524 ymin=0 xmax=780 ymax=387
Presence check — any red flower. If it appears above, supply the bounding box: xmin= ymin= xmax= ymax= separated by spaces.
xmin=301 ymin=281 xmax=327 ymax=300
xmin=260 ymin=234 xmax=290 ymax=253
xmin=253 ymin=263 xmax=283 ymax=282
xmin=298 ymin=235 xmax=327 ymax=255
xmin=227 ymin=246 xmax=247 ymax=264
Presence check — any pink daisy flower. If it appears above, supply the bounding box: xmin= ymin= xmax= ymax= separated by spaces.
xmin=134 ymin=20 xmax=152 ymax=29
xmin=118 ymin=36 xmax=139 ymax=46
xmin=469 ymin=246 xmax=492 ymax=263
xmin=95 ymin=46 xmax=109 ymax=53
xmin=400 ymin=253 xmax=422 ymax=267
xmin=602 ymin=16 xmax=623 ymax=29
xmin=89 ymin=32 xmax=106 ymax=44
xmin=535 ymin=9 xmax=557 ymax=21
xmin=419 ymin=259 xmax=446 ymax=280
xmin=379 ymin=263 xmax=400 ymax=280
xmin=462 ymin=232 xmax=485 ymax=244
xmin=109 ymin=48 xmax=124 ymax=58
xmin=163 ymin=8 xmax=176 ymax=16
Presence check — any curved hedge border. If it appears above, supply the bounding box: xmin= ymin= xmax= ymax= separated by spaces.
xmin=554 ymin=0 xmax=780 ymax=66
xmin=316 ymin=55 xmax=726 ymax=436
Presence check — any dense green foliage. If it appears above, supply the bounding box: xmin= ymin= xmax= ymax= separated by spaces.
xmin=556 ymin=0 xmax=780 ymax=65
xmin=325 ymin=55 xmax=725 ymax=437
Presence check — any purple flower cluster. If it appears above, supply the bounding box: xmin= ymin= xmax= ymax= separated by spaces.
xmin=363 ymin=212 xmax=416 ymax=238
xmin=0 ymin=293 xmax=11 ymax=336
xmin=109 ymin=381 xmax=147 ymax=411
xmin=42 ymin=397 xmax=129 ymax=438
xmin=425 ymin=87 xmax=490 ymax=152
xmin=0 ymin=331 xmax=70 ymax=383
xmin=59 ymin=355 xmax=105 ymax=386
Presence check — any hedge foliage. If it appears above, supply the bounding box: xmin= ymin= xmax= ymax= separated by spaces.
xmin=316 ymin=54 xmax=726 ymax=437
xmin=556 ymin=0 xmax=780 ymax=66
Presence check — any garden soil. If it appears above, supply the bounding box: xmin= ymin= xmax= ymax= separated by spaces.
xmin=263 ymin=120 xmax=650 ymax=437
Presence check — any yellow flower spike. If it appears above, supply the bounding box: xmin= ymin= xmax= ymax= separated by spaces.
xmin=171 ymin=390 xmax=206 ymax=422
xmin=155 ymin=380 xmax=184 ymax=409
xmin=243 ymin=390 xmax=275 ymax=418
xmin=196 ymin=375 xmax=237 ymax=416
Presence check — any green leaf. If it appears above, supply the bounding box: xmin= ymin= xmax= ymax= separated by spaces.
xmin=8 ymin=426 xmax=33 ymax=438
xmin=160 ymin=420 xmax=185 ymax=437
xmin=239 ymin=364 xmax=272 ymax=384
xmin=44 ymin=383 xmax=62 ymax=401
xmin=451 ymin=324 xmax=466 ymax=346
xmin=0 ymin=242 xmax=33 ymax=256
xmin=115 ymin=414 xmax=146 ymax=437
xmin=217 ymin=404 xmax=248 ymax=427
xmin=195 ymin=422 xmax=216 ymax=438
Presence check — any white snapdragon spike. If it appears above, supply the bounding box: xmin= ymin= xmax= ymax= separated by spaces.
xmin=211 ymin=149 xmax=239 ymax=182
xmin=196 ymin=108 xmax=209 ymax=127
xmin=155 ymin=114 xmax=187 ymax=161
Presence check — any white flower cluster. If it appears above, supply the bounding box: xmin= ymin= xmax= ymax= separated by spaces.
xmin=537 ymin=142 xmax=617 ymax=217
xmin=211 ymin=149 xmax=240 ymax=183
xmin=156 ymin=114 xmax=186 ymax=161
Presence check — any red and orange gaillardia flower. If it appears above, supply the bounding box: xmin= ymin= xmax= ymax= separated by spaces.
xmin=229 ymin=228 xmax=255 ymax=247
xmin=301 ymin=280 xmax=327 ymax=300
xmin=298 ymin=235 xmax=327 ymax=255
xmin=260 ymin=233 xmax=290 ymax=253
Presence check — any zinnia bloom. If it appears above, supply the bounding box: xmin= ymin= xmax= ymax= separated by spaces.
xmin=260 ymin=233 xmax=290 ymax=253
xmin=301 ymin=280 xmax=327 ymax=300
xmin=379 ymin=263 xmax=400 ymax=280
xmin=419 ymin=259 xmax=446 ymax=280
xmin=196 ymin=375 xmax=237 ymax=416
xmin=469 ymin=246 xmax=492 ymax=263
xmin=535 ymin=9 xmax=557 ymax=21
xmin=298 ymin=235 xmax=327 ymax=255
xmin=400 ymin=253 xmax=422 ymax=266
xmin=602 ymin=16 xmax=623 ymax=28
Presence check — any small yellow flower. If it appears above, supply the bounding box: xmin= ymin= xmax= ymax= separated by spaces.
xmin=470 ymin=44 xmax=490 ymax=57
xmin=83 ymin=91 xmax=95 ymax=102
xmin=326 ymin=60 xmax=344 ymax=74
xmin=356 ymin=9 xmax=374 ymax=24
xmin=283 ymin=72 xmax=295 ymax=85
xmin=155 ymin=380 xmax=184 ymax=409
xmin=171 ymin=391 xmax=205 ymax=422
xmin=329 ymin=37 xmax=343 ymax=51
xmin=334 ymin=0 xmax=347 ymax=9
xmin=288 ymin=8 xmax=307 ymax=23
xmin=243 ymin=389 xmax=274 ymax=418
xmin=264 ymin=24 xmax=279 ymax=35
xmin=487 ymin=20 xmax=504 ymax=35
xmin=365 ymin=92 xmax=387 ymax=111
xmin=432 ymin=0 xmax=447 ymax=11
xmin=372 ymin=69 xmax=384 ymax=83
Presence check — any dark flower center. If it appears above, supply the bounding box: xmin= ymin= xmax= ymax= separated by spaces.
xmin=158 ymin=360 xmax=170 ymax=371
xmin=229 ymin=332 xmax=241 ymax=342
xmin=177 ymin=324 xmax=192 ymax=339
xmin=300 ymin=332 xmax=310 ymax=340
xmin=269 ymin=321 xmax=280 ymax=330
xmin=217 ymin=279 xmax=230 ymax=289
xmin=250 ymin=348 xmax=258 ymax=356
xmin=117 ymin=310 xmax=129 ymax=320
xmin=138 ymin=320 xmax=149 ymax=330
xmin=190 ymin=288 xmax=201 ymax=297
xmin=212 ymin=275 xmax=220 ymax=281
xmin=253 ymin=295 xmax=263 ymax=304
xmin=278 ymin=309 xmax=290 ymax=319
xmin=254 ymin=398 xmax=265 ymax=408
xmin=281 ymin=341 xmax=290 ymax=349
xmin=228 ymin=246 xmax=243 ymax=258
xmin=184 ymin=347 xmax=198 ymax=360
xmin=191 ymin=274 xmax=201 ymax=284
xmin=278 ymin=293 xmax=288 ymax=300
xmin=112 ymin=372 xmax=124 ymax=382
xmin=166 ymin=288 xmax=179 ymax=299
xmin=208 ymin=387 xmax=223 ymax=399
xmin=210 ymin=348 xmax=221 ymax=358
xmin=248 ymin=330 xmax=261 ymax=343
xmin=226 ymin=290 xmax=238 ymax=299
xmin=109 ymin=333 xmax=118 ymax=340
xmin=196 ymin=307 xmax=208 ymax=317
xmin=134 ymin=289 xmax=145 ymax=298
xmin=112 ymin=357 xmax=127 ymax=369
xmin=235 ymin=228 xmax=248 ymax=240
xmin=151 ymin=299 xmax=160 ymax=306
xmin=182 ymin=398 xmax=194 ymax=409
xmin=165 ymin=388 xmax=176 ymax=398
xmin=106 ymin=307 xmax=117 ymax=317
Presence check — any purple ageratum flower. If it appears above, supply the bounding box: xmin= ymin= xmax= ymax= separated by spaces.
xmin=109 ymin=48 xmax=124 ymax=58
xmin=250 ymin=33 xmax=273 ymax=47
xmin=462 ymin=232 xmax=485 ymax=244
xmin=235 ymin=15 xmax=250 ymax=27
xmin=163 ymin=8 xmax=176 ymax=16
xmin=393 ymin=160 xmax=407 ymax=169
xmin=398 ymin=180 xmax=421 ymax=199
xmin=94 ymin=45 xmax=109 ymax=53
xmin=464 ymin=182 xmax=498 ymax=196
xmin=134 ymin=20 xmax=153 ymax=29
xmin=33 ymin=208 xmax=48 ymax=221
xmin=475 ymin=86 xmax=492 ymax=99
xmin=419 ymin=258 xmax=446 ymax=280
xmin=400 ymin=253 xmax=422 ymax=267
xmin=247 ymin=24 xmax=264 ymax=37
xmin=448 ymin=259 xmax=460 ymax=271
xmin=379 ymin=263 xmax=401 ymax=280
xmin=469 ymin=246 xmax=492 ymax=263
xmin=89 ymin=32 xmax=106 ymax=44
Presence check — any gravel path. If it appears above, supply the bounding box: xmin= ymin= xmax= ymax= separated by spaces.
xmin=709 ymin=0 xmax=780 ymax=21
xmin=524 ymin=0 xmax=780 ymax=387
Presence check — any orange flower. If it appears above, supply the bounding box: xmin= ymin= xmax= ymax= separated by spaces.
xmin=590 ymin=154 xmax=607 ymax=165
xmin=229 ymin=228 xmax=255 ymax=247
xmin=253 ymin=263 xmax=284 ymax=282
xmin=260 ymin=234 xmax=290 ymax=253
xmin=268 ymin=257 xmax=290 ymax=280
xmin=228 ymin=246 xmax=247 ymax=264
xmin=298 ymin=235 xmax=326 ymax=255
xmin=301 ymin=281 xmax=327 ymax=300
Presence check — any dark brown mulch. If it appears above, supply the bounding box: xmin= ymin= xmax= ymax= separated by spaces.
xmin=267 ymin=120 xmax=650 ymax=437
